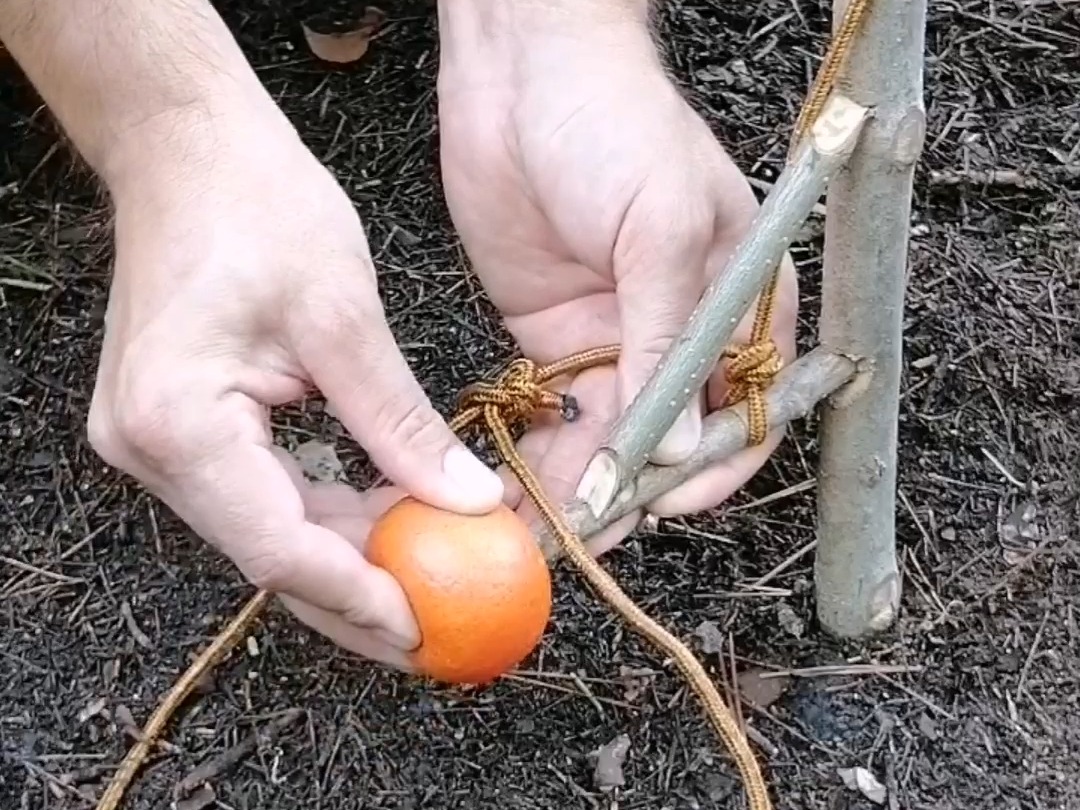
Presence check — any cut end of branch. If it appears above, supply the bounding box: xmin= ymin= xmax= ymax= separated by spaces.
xmin=822 ymin=354 xmax=874 ymax=409
xmin=576 ymin=451 xmax=619 ymax=519
xmin=810 ymin=93 xmax=871 ymax=157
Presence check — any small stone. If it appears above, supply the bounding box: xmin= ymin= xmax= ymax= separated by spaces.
xmin=838 ymin=766 xmax=886 ymax=805
xmin=917 ymin=713 xmax=938 ymax=740
xmin=777 ymin=603 xmax=805 ymax=638
xmin=736 ymin=668 xmax=790 ymax=709
xmin=693 ymin=621 xmax=726 ymax=655
xmin=293 ymin=440 xmax=343 ymax=483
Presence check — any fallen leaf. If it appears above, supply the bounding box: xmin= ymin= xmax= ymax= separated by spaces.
xmin=293 ymin=440 xmax=343 ymax=483
xmin=838 ymin=766 xmax=886 ymax=805
xmin=113 ymin=704 xmax=140 ymax=739
xmin=302 ymin=7 xmax=386 ymax=64
xmin=592 ymin=734 xmax=631 ymax=790
xmin=736 ymin=667 xmax=790 ymax=709
xmin=777 ymin=602 xmax=805 ymax=638
xmin=76 ymin=697 xmax=106 ymax=724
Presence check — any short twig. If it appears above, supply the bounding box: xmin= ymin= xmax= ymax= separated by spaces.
xmin=745 ymin=539 xmax=818 ymax=589
xmin=759 ymin=664 xmax=923 ymax=679
xmin=928 ymin=165 xmax=1080 ymax=188
xmin=172 ymin=708 xmax=304 ymax=798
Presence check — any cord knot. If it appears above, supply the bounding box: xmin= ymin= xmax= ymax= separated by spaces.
xmin=455 ymin=357 xmax=579 ymax=433
xmin=721 ymin=339 xmax=784 ymax=446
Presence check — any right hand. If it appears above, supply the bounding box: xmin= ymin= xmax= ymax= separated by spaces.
xmin=86 ymin=96 xmax=505 ymax=668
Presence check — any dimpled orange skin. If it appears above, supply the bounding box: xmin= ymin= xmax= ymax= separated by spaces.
xmin=365 ymin=496 xmax=553 ymax=685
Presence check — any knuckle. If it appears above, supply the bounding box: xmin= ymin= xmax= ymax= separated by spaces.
xmin=86 ymin=403 xmax=127 ymax=469
xmin=340 ymin=599 xmax=378 ymax=629
xmin=241 ymin=541 xmax=295 ymax=592
xmin=371 ymin=395 xmax=448 ymax=454
xmin=111 ymin=381 xmax=187 ymax=463
xmin=634 ymin=333 xmax=679 ymax=362
xmin=294 ymin=286 xmax=386 ymax=355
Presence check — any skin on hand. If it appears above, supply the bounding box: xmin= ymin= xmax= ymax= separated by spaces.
xmin=0 ymin=0 xmax=794 ymax=662
xmin=0 ymin=0 xmax=506 ymax=667
xmin=435 ymin=0 xmax=799 ymax=555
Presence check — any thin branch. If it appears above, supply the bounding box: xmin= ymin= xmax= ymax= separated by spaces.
xmin=577 ymin=94 xmax=870 ymax=520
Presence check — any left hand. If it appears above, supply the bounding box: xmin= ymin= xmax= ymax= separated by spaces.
xmin=435 ymin=0 xmax=798 ymax=555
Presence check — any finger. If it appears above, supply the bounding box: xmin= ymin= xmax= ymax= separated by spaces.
xmin=292 ymin=274 xmax=503 ymax=515
xmin=490 ymin=385 xmax=573 ymax=514
xmin=305 ymin=481 xmax=406 ymax=550
xmin=166 ymin=397 xmax=421 ymax=653
xmin=271 ymin=444 xmax=407 ymax=537
xmin=650 ymin=248 xmax=798 ymax=517
xmin=583 ymin=510 xmax=646 ymax=557
xmin=277 ymin=593 xmax=416 ymax=670
xmin=614 ymin=201 xmax=714 ymax=466
xmin=645 ymin=426 xmax=785 ymax=517
xmin=493 ymin=421 xmax=639 ymax=558
xmin=268 ymin=451 xmax=415 ymax=668
xmin=271 ymin=444 xmax=310 ymax=493
xmin=494 ymin=432 xmax=546 ymax=514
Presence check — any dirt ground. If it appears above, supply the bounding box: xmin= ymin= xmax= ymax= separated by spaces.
xmin=1 ymin=1 xmax=1078 ymax=808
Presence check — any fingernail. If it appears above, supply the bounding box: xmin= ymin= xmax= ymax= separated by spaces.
xmin=649 ymin=406 xmax=701 ymax=465
xmin=367 ymin=570 xmax=422 ymax=649
xmin=442 ymin=444 xmax=504 ymax=510
xmin=376 ymin=627 xmax=421 ymax=652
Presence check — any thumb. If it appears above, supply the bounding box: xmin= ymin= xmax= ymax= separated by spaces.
xmin=295 ymin=287 xmax=504 ymax=514
xmin=615 ymin=229 xmax=709 ymax=466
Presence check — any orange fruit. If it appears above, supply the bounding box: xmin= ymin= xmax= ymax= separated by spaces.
xmin=365 ymin=496 xmax=553 ymax=685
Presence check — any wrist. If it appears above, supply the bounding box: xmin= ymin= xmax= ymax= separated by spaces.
xmin=101 ymin=81 xmax=295 ymax=203
xmin=0 ymin=0 xmax=292 ymax=196
xmin=439 ymin=0 xmax=650 ymax=27
xmin=437 ymin=0 xmax=656 ymax=74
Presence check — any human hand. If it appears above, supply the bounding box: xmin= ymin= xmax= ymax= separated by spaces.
xmin=86 ymin=93 xmax=504 ymax=668
xmin=436 ymin=0 xmax=797 ymax=555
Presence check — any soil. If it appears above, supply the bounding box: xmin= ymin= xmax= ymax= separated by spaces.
xmin=1 ymin=1 xmax=1078 ymax=809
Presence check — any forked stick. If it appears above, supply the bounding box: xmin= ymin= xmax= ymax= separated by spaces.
xmin=536 ymin=348 xmax=859 ymax=558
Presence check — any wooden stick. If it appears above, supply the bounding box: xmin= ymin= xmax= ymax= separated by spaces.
xmin=537 ymin=348 xmax=860 ymax=558
xmin=814 ymin=0 xmax=928 ymax=638
xmin=576 ymin=94 xmax=870 ymax=521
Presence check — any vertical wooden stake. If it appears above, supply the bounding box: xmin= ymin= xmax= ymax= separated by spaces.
xmin=814 ymin=0 xmax=928 ymax=637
